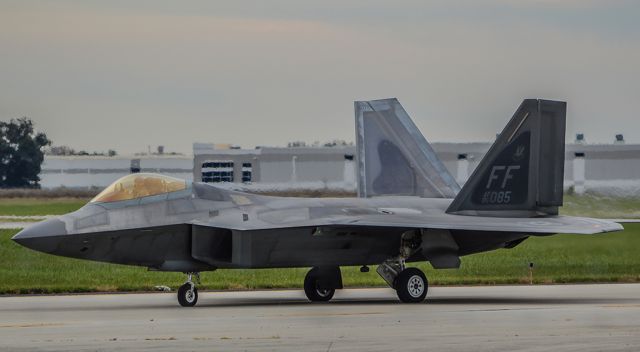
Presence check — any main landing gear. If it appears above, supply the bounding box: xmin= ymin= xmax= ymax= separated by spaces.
xmin=301 ymin=262 xmax=428 ymax=304
xmin=303 ymin=266 xmax=343 ymax=302
xmin=377 ymin=259 xmax=428 ymax=303
xmin=302 ymin=230 xmax=429 ymax=304
xmin=377 ymin=231 xmax=429 ymax=303
xmin=178 ymin=272 xmax=200 ymax=307
xmin=397 ymin=268 xmax=428 ymax=303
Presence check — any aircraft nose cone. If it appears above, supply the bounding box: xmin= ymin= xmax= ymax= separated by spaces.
xmin=12 ymin=218 xmax=67 ymax=254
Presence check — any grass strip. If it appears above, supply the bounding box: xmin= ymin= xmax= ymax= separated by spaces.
xmin=0 ymin=198 xmax=89 ymax=216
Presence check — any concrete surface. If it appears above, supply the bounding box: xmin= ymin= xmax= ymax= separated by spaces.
xmin=0 ymin=222 xmax=34 ymax=229
xmin=1 ymin=284 xmax=639 ymax=351
xmin=0 ymin=216 xmax=52 ymax=229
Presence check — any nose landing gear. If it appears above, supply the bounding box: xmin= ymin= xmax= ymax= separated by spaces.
xmin=178 ymin=272 xmax=200 ymax=307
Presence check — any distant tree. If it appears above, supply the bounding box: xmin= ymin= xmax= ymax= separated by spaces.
xmin=287 ymin=141 xmax=307 ymax=148
xmin=323 ymin=139 xmax=351 ymax=147
xmin=47 ymin=145 xmax=76 ymax=156
xmin=48 ymin=145 xmax=118 ymax=157
xmin=0 ymin=117 xmax=51 ymax=188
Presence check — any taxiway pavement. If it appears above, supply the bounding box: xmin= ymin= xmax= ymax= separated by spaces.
xmin=0 ymin=284 xmax=639 ymax=351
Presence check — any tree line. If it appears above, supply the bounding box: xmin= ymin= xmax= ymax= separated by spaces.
xmin=0 ymin=118 xmax=50 ymax=188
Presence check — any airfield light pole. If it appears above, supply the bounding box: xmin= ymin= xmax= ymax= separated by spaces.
xmin=529 ymin=262 xmax=534 ymax=285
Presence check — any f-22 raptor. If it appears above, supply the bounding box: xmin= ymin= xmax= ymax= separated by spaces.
xmin=13 ymin=98 xmax=622 ymax=306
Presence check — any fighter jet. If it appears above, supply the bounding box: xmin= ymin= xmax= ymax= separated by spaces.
xmin=13 ymin=98 xmax=622 ymax=306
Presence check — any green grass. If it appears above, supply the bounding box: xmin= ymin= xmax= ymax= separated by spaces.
xmin=1 ymin=224 xmax=639 ymax=294
xmin=0 ymin=198 xmax=89 ymax=216
xmin=561 ymin=194 xmax=640 ymax=219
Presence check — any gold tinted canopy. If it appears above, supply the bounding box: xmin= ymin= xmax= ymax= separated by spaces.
xmin=91 ymin=173 xmax=187 ymax=203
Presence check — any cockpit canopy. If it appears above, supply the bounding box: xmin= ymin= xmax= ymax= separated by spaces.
xmin=91 ymin=173 xmax=188 ymax=203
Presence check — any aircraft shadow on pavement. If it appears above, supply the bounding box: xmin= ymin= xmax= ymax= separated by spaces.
xmin=195 ymin=296 xmax=636 ymax=308
xmin=188 ymin=297 xmax=637 ymax=308
xmin=1 ymin=295 xmax=636 ymax=312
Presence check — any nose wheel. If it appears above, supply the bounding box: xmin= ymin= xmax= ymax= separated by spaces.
xmin=178 ymin=272 xmax=199 ymax=307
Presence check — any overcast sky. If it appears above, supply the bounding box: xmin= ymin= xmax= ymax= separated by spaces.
xmin=1 ymin=1 xmax=639 ymax=154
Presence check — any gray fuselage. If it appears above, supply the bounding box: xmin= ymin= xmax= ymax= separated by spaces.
xmin=12 ymin=182 xmax=531 ymax=272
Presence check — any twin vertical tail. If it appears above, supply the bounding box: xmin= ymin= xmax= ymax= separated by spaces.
xmin=355 ymin=98 xmax=460 ymax=199
xmin=446 ymin=99 xmax=567 ymax=217
xmin=354 ymin=98 xmax=567 ymax=218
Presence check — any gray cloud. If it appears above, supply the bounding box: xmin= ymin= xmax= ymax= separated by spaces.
xmin=1 ymin=1 xmax=639 ymax=154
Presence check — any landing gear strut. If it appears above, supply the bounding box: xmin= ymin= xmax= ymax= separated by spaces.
xmin=376 ymin=231 xmax=429 ymax=303
xmin=303 ymin=267 xmax=342 ymax=302
xmin=377 ymin=259 xmax=429 ymax=303
xmin=178 ymin=272 xmax=200 ymax=307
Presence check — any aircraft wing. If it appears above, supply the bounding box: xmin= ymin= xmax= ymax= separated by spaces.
xmin=189 ymin=211 xmax=622 ymax=235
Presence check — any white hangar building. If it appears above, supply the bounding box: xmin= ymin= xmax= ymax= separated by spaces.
xmin=39 ymin=142 xmax=640 ymax=197
xmin=40 ymin=155 xmax=194 ymax=189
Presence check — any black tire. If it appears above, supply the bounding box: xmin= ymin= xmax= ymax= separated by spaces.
xmin=177 ymin=283 xmax=198 ymax=307
xmin=304 ymin=272 xmax=335 ymax=302
xmin=395 ymin=268 xmax=428 ymax=303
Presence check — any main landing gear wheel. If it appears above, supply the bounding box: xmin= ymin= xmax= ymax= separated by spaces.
xmin=304 ymin=270 xmax=336 ymax=302
xmin=395 ymin=267 xmax=428 ymax=303
xmin=177 ymin=272 xmax=200 ymax=307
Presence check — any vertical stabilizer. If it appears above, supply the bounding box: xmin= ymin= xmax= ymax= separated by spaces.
xmin=355 ymin=98 xmax=460 ymax=198
xmin=446 ymin=99 xmax=566 ymax=217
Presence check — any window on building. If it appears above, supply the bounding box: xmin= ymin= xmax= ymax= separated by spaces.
xmin=130 ymin=159 xmax=141 ymax=173
xmin=201 ymin=161 xmax=234 ymax=183
xmin=241 ymin=162 xmax=252 ymax=183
